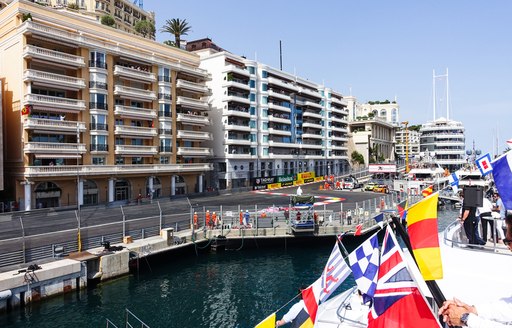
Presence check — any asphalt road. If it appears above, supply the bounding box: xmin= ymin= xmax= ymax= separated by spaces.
xmin=0 ymin=182 xmax=387 ymax=261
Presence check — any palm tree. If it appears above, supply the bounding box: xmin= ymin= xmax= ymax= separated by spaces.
xmin=160 ymin=18 xmax=191 ymax=48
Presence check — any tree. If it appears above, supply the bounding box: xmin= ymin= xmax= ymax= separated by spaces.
xmin=160 ymin=18 xmax=191 ymax=49
xmin=134 ymin=20 xmax=155 ymax=38
xmin=101 ymin=15 xmax=115 ymax=27
xmin=351 ymin=151 xmax=365 ymax=167
xmin=163 ymin=40 xmax=176 ymax=47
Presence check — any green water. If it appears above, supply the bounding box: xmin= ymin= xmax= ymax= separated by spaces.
xmin=0 ymin=209 xmax=458 ymax=328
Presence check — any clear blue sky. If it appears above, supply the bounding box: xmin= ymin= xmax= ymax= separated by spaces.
xmin=144 ymin=0 xmax=512 ymax=155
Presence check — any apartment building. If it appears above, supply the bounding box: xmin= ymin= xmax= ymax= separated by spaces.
xmin=395 ymin=127 xmax=420 ymax=160
xmin=0 ymin=0 xmax=211 ymax=210
xmin=188 ymin=39 xmax=350 ymax=190
xmin=2 ymin=0 xmax=155 ymax=38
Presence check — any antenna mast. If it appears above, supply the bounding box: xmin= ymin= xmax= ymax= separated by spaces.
xmin=446 ymin=68 xmax=450 ymax=120
xmin=432 ymin=69 xmax=436 ymax=120
xmin=279 ymin=40 xmax=283 ymax=71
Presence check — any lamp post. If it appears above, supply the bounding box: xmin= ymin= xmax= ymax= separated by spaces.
xmin=401 ymin=121 xmax=409 ymax=173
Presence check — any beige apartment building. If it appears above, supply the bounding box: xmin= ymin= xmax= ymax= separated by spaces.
xmin=0 ymin=0 xmax=212 ymax=210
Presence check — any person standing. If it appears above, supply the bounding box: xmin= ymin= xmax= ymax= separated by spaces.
xmin=478 ymin=196 xmax=494 ymax=241
xmin=193 ymin=212 xmax=198 ymax=229
xmin=239 ymin=210 xmax=244 ymax=227
xmin=460 ymin=194 xmax=486 ymax=245
xmin=494 ymin=192 xmax=507 ymax=239
xmin=243 ymin=210 xmax=250 ymax=227
xmin=205 ymin=210 xmax=211 ymax=229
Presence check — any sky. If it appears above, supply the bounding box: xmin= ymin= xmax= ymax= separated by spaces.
xmin=144 ymin=0 xmax=512 ymax=156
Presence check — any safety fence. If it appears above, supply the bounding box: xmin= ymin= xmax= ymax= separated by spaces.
xmin=0 ymin=192 xmax=420 ymax=269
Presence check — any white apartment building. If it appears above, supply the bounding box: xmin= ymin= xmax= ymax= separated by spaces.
xmin=395 ymin=128 xmax=420 ymax=160
xmin=188 ymin=39 xmax=350 ymax=190
xmin=349 ymin=100 xmax=400 ymax=126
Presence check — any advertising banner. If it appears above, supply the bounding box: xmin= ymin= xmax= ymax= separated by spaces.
xmin=368 ymin=164 xmax=397 ymax=173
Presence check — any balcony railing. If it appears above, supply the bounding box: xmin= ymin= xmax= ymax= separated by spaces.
xmin=158 ymin=75 xmax=171 ymax=83
xmin=114 ymin=105 xmax=157 ymax=119
xmin=114 ymin=85 xmax=156 ymax=101
xmin=176 ymin=113 xmax=210 ymax=126
xmin=114 ymin=65 xmax=156 ymax=83
xmin=23 ymin=21 xmax=80 ymax=45
xmin=24 ymin=163 xmax=213 ymax=178
xmin=114 ymin=125 xmax=157 ymax=137
xmin=89 ymin=81 xmax=108 ymax=89
xmin=115 ymin=145 xmax=158 ymax=156
xmin=176 ymin=130 xmax=211 ymax=141
xmin=177 ymin=79 xmax=211 ymax=95
xmin=89 ymin=60 xmax=108 ymax=69
xmin=24 ymin=142 xmax=86 ymax=154
xmin=89 ymin=102 xmax=108 ymax=111
xmin=176 ymin=96 xmax=210 ymax=111
xmin=24 ymin=118 xmax=86 ymax=133
xmin=23 ymin=45 xmax=85 ymax=67
xmin=158 ymin=93 xmax=172 ymax=101
xmin=23 ymin=69 xmax=86 ymax=90
xmin=90 ymin=144 xmax=109 ymax=152
xmin=177 ymin=147 xmax=212 ymax=157
xmin=89 ymin=123 xmax=109 ymax=131
xmin=222 ymin=65 xmax=250 ymax=77
xmin=159 ymin=146 xmax=172 ymax=153
xmin=267 ymin=77 xmax=299 ymax=92
xmin=25 ymin=94 xmax=86 ymax=111
xmin=175 ymin=63 xmax=211 ymax=80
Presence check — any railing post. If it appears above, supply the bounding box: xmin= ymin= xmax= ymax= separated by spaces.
xmin=157 ymin=201 xmax=162 ymax=230
xmin=255 ymin=204 xmax=258 ymax=233
xmin=120 ymin=205 xmax=126 ymax=238
xmin=20 ymin=217 xmax=26 ymax=263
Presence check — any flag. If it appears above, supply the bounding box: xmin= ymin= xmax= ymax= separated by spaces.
xmin=373 ymin=213 xmax=384 ymax=223
xmin=21 ymin=104 xmax=31 ymax=115
xmin=421 ymin=185 xmax=433 ymax=198
xmin=354 ymin=223 xmax=363 ymax=236
xmin=448 ymin=172 xmax=459 ymax=193
xmin=302 ymin=242 xmax=351 ymax=323
xmin=507 ymin=139 xmax=512 ymax=149
xmin=254 ymin=312 xmax=276 ymax=328
xmin=476 ymin=153 xmax=493 ymax=176
xmin=396 ymin=200 xmax=408 ymax=221
xmin=405 ymin=193 xmax=443 ymax=280
xmin=290 ymin=308 xmax=313 ymax=328
xmin=319 ymin=243 xmax=351 ymax=303
xmin=348 ymin=231 xmax=379 ymax=303
xmin=368 ymin=226 xmax=442 ymax=328
xmin=492 ymin=151 xmax=512 ymax=209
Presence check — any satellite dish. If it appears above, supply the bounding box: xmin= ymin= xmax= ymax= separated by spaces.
xmin=466 ymin=150 xmax=472 ymax=156
xmin=476 ymin=149 xmax=482 ymax=156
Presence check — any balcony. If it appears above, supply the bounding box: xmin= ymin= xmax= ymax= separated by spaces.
xmin=114 ymin=85 xmax=156 ymax=102
xmin=223 ymin=94 xmax=251 ymax=105
xmin=268 ymin=90 xmax=291 ymax=101
xmin=23 ymin=45 xmax=85 ymax=67
xmin=175 ymin=63 xmax=211 ymax=80
xmin=222 ymin=65 xmax=250 ymax=77
xmin=303 ymin=100 xmax=323 ymax=109
xmin=302 ymin=122 xmax=323 ymax=129
xmin=298 ymin=87 xmax=322 ymax=99
xmin=177 ymin=113 xmax=210 ymax=126
xmin=177 ymin=79 xmax=211 ymax=95
xmin=225 ymin=138 xmax=252 ymax=146
xmin=331 ymin=116 xmax=347 ymax=123
xmin=224 ymin=123 xmax=251 ymax=132
xmin=303 ymin=111 xmax=323 ymax=119
xmin=24 ymin=69 xmax=86 ymax=90
xmin=301 ymin=142 xmax=323 ymax=149
xmin=331 ymin=106 xmax=348 ymax=115
xmin=176 ymin=130 xmax=211 ymax=141
xmin=24 ymin=142 xmax=86 ymax=155
xmin=90 ymin=144 xmax=109 ymax=152
xmin=176 ymin=96 xmax=210 ymax=111
xmin=89 ymin=123 xmax=109 ymax=132
xmin=25 ymin=94 xmax=86 ymax=112
xmin=177 ymin=147 xmax=212 ymax=157
xmin=24 ymin=118 xmax=86 ymax=134
xmin=22 ymin=21 xmax=80 ymax=45
xmin=225 ymin=108 xmax=251 ymax=118
xmin=113 ymin=65 xmax=156 ymax=83
xmin=115 ymin=145 xmax=158 ymax=156
xmin=222 ymin=80 xmax=251 ymax=91
xmin=268 ymin=102 xmax=291 ymax=113
xmin=268 ymin=115 xmax=291 ymax=124
xmin=89 ymin=81 xmax=108 ymax=90
xmin=268 ymin=128 xmax=291 ymax=136
xmin=114 ymin=105 xmax=157 ymax=120
xmin=267 ymin=77 xmax=298 ymax=92
xmin=331 ymin=135 xmax=348 ymax=142
xmin=331 ymin=97 xmax=347 ymax=106
xmin=268 ymin=140 xmax=294 ymax=148
xmin=331 ymin=126 xmax=348 ymax=133
xmin=114 ymin=125 xmax=157 ymax=138
xmin=302 ymin=133 xmax=323 ymax=139
xmin=24 ymin=163 xmax=213 ymax=178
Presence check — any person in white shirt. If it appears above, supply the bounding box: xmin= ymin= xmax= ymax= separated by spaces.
xmin=477 ymin=196 xmax=494 ymax=241
xmin=439 ymin=215 xmax=512 ymax=327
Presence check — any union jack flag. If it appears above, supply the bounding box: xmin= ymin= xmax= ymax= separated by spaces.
xmin=368 ymin=226 xmax=441 ymax=328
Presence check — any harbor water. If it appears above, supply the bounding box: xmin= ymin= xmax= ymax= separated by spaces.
xmin=0 ymin=209 xmax=459 ymax=328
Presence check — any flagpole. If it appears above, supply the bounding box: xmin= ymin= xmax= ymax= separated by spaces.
xmin=390 ymin=215 xmax=447 ymax=308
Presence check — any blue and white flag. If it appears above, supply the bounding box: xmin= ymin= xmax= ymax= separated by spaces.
xmin=319 ymin=243 xmax=351 ymax=303
xmin=492 ymin=151 xmax=512 ymax=209
xmin=476 ymin=153 xmax=493 ymax=176
xmin=348 ymin=231 xmax=380 ymax=304
xmin=448 ymin=172 xmax=459 ymax=193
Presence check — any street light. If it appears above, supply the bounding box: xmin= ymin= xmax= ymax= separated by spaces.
xmin=401 ymin=121 xmax=409 ymax=173
xmin=76 ymin=122 xmax=82 ymax=252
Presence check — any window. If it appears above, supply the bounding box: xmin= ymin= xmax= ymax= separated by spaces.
xmin=261 ymin=83 xmax=267 ymax=91
xmin=262 ymin=122 xmax=268 ymax=130
xmin=263 ymin=148 xmax=269 ymax=156
xmin=250 ymin=80 xmax=256 ymax=88
xmin=115 ymin=156 xmax=125 ymax=164
xmin=262 ymin=135 xmax=268 ymax=143
xmin=261 ymin=96 xmax=268 ymax=104
xmin=262 ymin=109 xmax=268 ymax=117
xmin=250 ymin=106 xmax=256 ymax=115
xmin=249 ymin=120 xmax=256 ymax=128
xmin=160 ymin=156 xmax=170 ymax=164
xmin=250 ymin=134 xmax=256 ymax=142
xmin=92 ymin=157 xmax=105 ymax=165
xmin=132 ymin=157 xmax=143 ymax=164
xmin=250 ymin=93 xmax=256 ymax=102
xmin=262 ymin=70 xmax=268 ymax=78
xmin=248 ymin=66 xmax=256 ymax=74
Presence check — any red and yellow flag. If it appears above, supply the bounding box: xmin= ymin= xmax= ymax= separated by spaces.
xmin=406 ymin=193 xmax=443 ymax=280
xmin=421 ymin=185 xmax=433 ymax=197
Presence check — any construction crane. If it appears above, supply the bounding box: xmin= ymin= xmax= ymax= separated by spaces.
xmin=133 ymin=0 xmax=143 ymax=9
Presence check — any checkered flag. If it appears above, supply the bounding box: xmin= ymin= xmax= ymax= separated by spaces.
xmin=348 ymin=231 xmax=380 ymax=304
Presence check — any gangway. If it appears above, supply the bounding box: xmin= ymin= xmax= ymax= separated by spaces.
xmin=290 ymin=195 xmax=316 ymax=233
xmin=106 ymin=308 xmax=150 ymax=328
